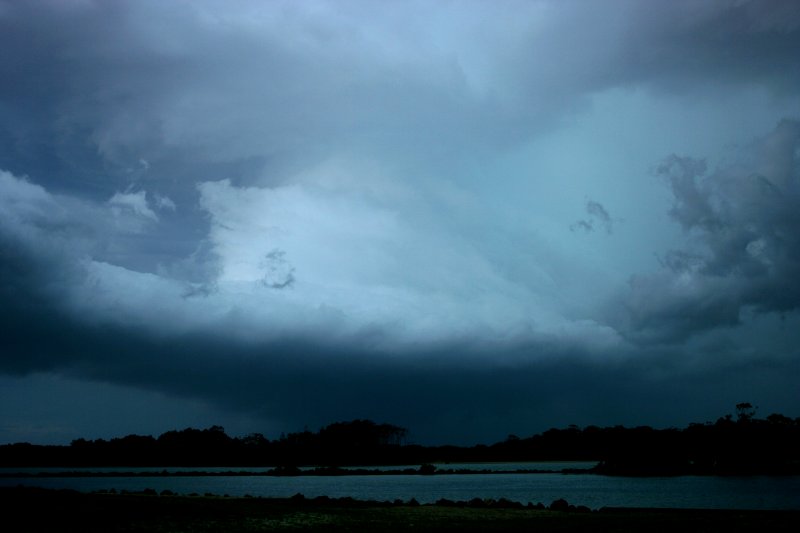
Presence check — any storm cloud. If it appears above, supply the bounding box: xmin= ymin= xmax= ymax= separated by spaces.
xmin=1 ymin=0 xmax=800 ymax=444
xmin=625 ymin=120 xmax=800 ymax=343
xmin=571 ymin=200 xmax=614 ymax=234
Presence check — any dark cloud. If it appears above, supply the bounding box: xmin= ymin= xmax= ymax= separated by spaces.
xmin=571 ymin=199 xmax=613 ymax=234
xmin=624 ymin=120 xmax=800 ymax=343
xmin=259 ymin=249 xmax=296 ymax=289
xmin=3 ymin=174 xmax=798 ymax=444
xmin=2 ymin=0 xmax=798 ymax=198
xmin=2 ymin=1 xmax=800 ymax=443
xmin=609 ymin=0 xmax=800 ymax=93
xmin=505 ymin=0 xmax=800 ymax=113
xmin=570 ymin=219 xmax=593 ymax=233
xmin=0 ymin=176 xmax=781 ymax=444
xmin=2 ymin=262 xmax=797 ymax=444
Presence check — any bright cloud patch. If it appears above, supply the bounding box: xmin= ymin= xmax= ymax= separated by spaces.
xmin=1 ymin=167 xmax=619 ymax=360
xmin=195 ymin=177 xmax=619 ymax=349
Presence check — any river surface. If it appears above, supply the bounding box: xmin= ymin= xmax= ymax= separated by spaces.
xmin=2 ymin=463 xmax=799 ymax=510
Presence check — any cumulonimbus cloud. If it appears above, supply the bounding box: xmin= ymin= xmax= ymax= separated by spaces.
xmin=571 ymin=199 xmax=613 ymax=234
xmin=2 ymin=1 xmax=800 ymax=442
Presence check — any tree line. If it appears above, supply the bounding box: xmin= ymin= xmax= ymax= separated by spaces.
xmin=2 ymin=405 xmax=799 ymax=474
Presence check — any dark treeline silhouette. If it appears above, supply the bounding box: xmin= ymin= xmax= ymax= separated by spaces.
xmin=2 ymin=405 xmax=799 ymax=475
xmin=0 ymin=421 xmax=410 ymax=468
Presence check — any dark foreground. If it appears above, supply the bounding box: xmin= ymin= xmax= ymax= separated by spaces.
xmin=1 ymin=487 xmax=798 ymax=532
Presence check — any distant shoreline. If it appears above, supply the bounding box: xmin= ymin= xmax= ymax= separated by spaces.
xmin=4 ymin=463 xmax=800 ymax=477
xmin=0 ymin=465 xmax=597 ymax=478
xmin=4 ymin=413 xmax=799 ymax=477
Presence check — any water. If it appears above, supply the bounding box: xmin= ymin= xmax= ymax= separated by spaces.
xmin=0 ymin=461 xmax=598 ymax=475
xmin=2 ymin=466 xmax=798 ymax=510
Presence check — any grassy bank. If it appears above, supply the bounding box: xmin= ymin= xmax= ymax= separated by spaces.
xmin=1 ymin=487 xmax=798 ymax=532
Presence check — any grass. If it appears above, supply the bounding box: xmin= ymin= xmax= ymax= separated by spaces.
xmin=1 ymin=486 xmax=797 ymax=532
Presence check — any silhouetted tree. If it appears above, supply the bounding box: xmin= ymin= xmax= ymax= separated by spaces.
xmin=736 ymin=402 xmax=756 ymax=423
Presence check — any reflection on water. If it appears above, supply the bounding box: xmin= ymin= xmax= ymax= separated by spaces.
xmin=1 ymin=466 xmax=799 ymax=510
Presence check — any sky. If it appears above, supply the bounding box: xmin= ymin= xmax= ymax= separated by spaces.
xmin=1 ymin=0 xmax=800 ymax=445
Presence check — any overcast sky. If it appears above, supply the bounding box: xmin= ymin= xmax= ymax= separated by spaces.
xmin=2 ymin=0 xmax=800 ymax=445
